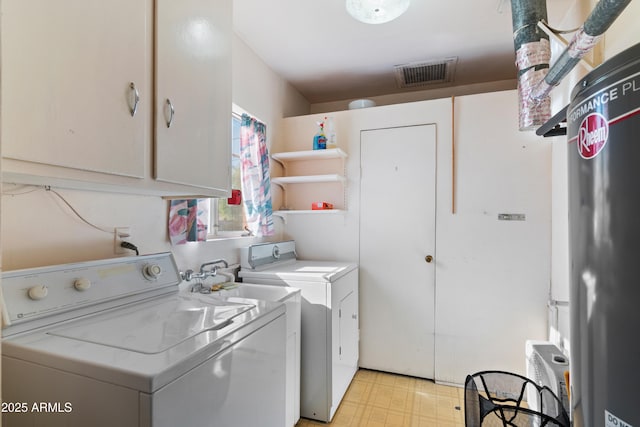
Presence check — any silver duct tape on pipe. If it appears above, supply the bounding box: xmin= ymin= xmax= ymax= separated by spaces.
xmin=511 ymin=0 xmax=551 ymax=130
xmin=530 ymin=28 xmax=602 ymax=101
xmin=516 ymin=39 xmax=552 ymax=130
xmin=529 ymin=0 xmax=632 ymax=103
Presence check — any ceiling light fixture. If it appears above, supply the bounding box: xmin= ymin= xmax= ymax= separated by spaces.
xmin=346 ymin=0 xmax=410 ymax=24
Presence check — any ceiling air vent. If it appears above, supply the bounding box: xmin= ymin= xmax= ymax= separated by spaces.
xmin=394 ymin=57 xmax=458 ymax=88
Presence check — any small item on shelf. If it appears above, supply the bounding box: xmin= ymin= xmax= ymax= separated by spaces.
xmin=313 ymin=120 xmax=327 ymax=150
xmin=326 ymin=116 xmax=337 ymax=149
xmin=312 ymin=201 xmax=334 ymax=210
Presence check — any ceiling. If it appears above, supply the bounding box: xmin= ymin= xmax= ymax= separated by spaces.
xmin=233 ymin=0 xmax=575 ymax=104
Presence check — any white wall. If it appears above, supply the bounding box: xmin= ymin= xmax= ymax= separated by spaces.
xmin=279 ymin=90 xmax=552 ymax=384
xmin=548 ymin=0 xmax=640 ymax=354
xmin=437 ymin=91 xmax=551 ymax=383
xmin=0 ymin=33 xmax=310 ymax=273
xmin=310 ymin=79 xmax=516 ymax=114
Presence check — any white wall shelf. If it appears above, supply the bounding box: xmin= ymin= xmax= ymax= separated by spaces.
xmin=270 ymin=148 xmax=348 ymax=213
xmin=271 ymin=174 xmax=345 ymax=186
xmin=271 ymin=148 xmax=347 ymax=164
xmin=273 ymin=209 xmax=346 ymax=223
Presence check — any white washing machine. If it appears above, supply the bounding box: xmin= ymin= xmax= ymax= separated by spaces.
xmin=238 ymin=241 xmax=359 ymax=423
xmin=1 ymin=252 xmax=286 ymax=427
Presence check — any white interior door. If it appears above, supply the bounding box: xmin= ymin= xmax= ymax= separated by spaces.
xmin=359 ymin=124 xmax=437 ymax=379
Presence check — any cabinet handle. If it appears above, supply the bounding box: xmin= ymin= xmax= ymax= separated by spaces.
xmin=129 ymin=82 xmax=140 ymax=117
xmin=165 ymin=99 xmax=174 ymax=128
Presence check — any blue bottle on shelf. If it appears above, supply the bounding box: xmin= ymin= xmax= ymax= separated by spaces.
xmin=313 ymin=121 xmax=327 ymax=150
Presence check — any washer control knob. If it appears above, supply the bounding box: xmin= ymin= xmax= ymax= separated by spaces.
xmin=143 ymin=264 xmax=162 ymax=280
xmin=74 ymin=278 xmax=92 ymax=291
xmin=28 ymin=285 xmax=48 ymax=301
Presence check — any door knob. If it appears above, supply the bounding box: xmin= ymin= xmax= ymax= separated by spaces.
xmin=425 ymin=255 xmax=433 ymax=263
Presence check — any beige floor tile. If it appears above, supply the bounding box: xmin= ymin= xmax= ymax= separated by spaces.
xmin=354 ymin=369 xmax=378 ymax=383
xmin=435 ymin=383 xmax=460 ymax=398
xmin=368 ymin=384 xmax=414 ymax=413
xmin=411 ymin=415 xmax=463 ymax=427
xmin=329 ymin=401 xmax=365 ymax=426
xmin=296 ymin=419 xmax=324 ymax=426
xmin=434 ymin=419 xmax=464 ymax=427
xmin=409 ymin=415 xmax=440 ymax=427
xmin=436 ymin=396 xmax=465 ymax=423
xmin=296 ymin=369 xmax=466 ymax=427
xmin=375 ymin=371 xmax=416 ymax=391
xmin=414 ymin=378 xmax=437 ymax=395
xmin=369 ymin=384 xmax=394 ymax=407
xmin=412 ymin=393 xmax=437 ymax=418
xmin=359 ymin=406 xmax=412 ymax=427
xmin=389 ymin=387 xmax=414 ymax=413
xmin=344 ymin=379 xmax=373 ymax=404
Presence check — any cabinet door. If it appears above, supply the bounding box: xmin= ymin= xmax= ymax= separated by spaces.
xmin=338 ymin=290 xmax=358 ymax=366
xmin=1 ymin=0 xmax=147 ymax=178
xmin=330 ymin=270 xmax=359 ymax=419
xmin=155 ymin=0 xmax=231 ymax=194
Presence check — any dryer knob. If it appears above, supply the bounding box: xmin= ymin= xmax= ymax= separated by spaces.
xmin=28 ymin=285 xmax=49 ymax=301
xmin=74 ymin=278 xmax=92 ymax=291
xmin=143 ymin=264 xmax=162 ymax=280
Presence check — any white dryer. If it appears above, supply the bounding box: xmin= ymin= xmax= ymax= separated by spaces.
xmin=239 ymin=241 xmax=359 ymax=423
xmin=1 ymin=252 xmax=286 ymax=427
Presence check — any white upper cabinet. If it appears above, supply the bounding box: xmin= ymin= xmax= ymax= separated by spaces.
xmin=154 ymin=0 xmax=231 ymax=194
xmin=1 ymin=0 xmax=147 ymax=178
xmin=1 ymin=0 xmax=232 ymax=197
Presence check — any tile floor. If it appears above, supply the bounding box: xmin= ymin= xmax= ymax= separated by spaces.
xmin=295 ymin=369 xmax=465 ymax=427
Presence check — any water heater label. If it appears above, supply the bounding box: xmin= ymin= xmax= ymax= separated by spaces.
xmin=606 ymin=410 xmax=633 ymax=427
xmin=568 ymin=71 xmax=640 ymax=160
xmin=578 ymin=113 xmax=609 ymax=159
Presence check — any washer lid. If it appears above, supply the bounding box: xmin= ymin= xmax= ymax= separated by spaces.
xmin=48 ymin=295 xmax=254 ymax=354
xmin=240 ymin=260 xmax=357 ymax=283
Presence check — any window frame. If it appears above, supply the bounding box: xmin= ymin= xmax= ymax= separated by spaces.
xmin=207 ymin=108 xmax=265 ymax=240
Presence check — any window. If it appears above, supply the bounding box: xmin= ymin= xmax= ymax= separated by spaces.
xmin=208 ymin=113 xmax=247 ymax=237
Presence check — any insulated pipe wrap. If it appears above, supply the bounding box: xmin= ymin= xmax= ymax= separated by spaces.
xmin=530 ymin=0 xmax=632 ymax=102
xmin=510 ymin=0 xmax=551 ymax=130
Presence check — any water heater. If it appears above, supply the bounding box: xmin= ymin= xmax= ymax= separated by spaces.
xmin=567 ymin=42 xmax=640 ymax=427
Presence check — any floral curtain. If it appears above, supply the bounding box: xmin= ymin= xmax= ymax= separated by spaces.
xmin=240 ymin=113 xmax=274 ymax=236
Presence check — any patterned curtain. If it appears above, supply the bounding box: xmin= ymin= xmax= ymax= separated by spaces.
xmin=168 ymin=199 xmax=209 ymax=245
xmin=240 ymin=113 xmax=274 ymax=236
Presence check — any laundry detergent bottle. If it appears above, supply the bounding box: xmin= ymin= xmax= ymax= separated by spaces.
xmin=313 ymin=120 xmax=327 ymax=150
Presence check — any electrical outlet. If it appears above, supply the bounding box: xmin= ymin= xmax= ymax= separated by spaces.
xmin=114 ymin=227 xmax=132 ymax=255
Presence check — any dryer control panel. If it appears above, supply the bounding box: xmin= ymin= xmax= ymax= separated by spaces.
xmin=2 ymin=252 xmax=181 ymax=329
xmin=241 ymin=240 xmax=297 ymax=270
